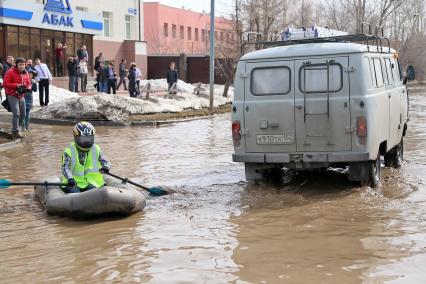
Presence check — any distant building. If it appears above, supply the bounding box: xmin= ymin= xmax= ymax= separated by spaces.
xmin=0 ymin=0 xmax=147 ymax=77
xmin=143 ymin=2 xmax=236 ymax=56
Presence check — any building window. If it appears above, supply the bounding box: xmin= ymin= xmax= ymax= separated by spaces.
xmin=180 ymin=26 xmax=184 ymax=39
xmin=125 ymin=15 xmax=133 ymax=40
xmin=76 ymin=6 xmax=88 ymax=12
xmin=164 ymin=23 xmax=168 ymax=37
xmin=195 ymin=28 xmax=199 ymax=41
xmin=172 ymin=24 xmax=177 ymax=38
xmin=187 ymin=27 xmax=192 ymax=40
xmin=220 ymin=32 xmax=224 ymax=41
xmin=103 ymin=11 xmax=112 ymax=37
xmin=201 ymin=29 xmax=205 ymax=41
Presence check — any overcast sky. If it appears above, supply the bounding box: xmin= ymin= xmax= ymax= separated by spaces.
xmin=144 ymin=0 xmax=233 ymax=16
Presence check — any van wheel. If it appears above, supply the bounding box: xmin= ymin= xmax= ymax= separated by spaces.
xmin=244 ymin=163 xmax=262 ymax=183
xmin=361 ymin=152 xmax=381 ymax=187
xmin=384 ymin=139 xmax=403 ymax=168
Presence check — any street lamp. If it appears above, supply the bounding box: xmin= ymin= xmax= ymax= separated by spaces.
xmin=209 ymin=0 xmax=215 ymax=111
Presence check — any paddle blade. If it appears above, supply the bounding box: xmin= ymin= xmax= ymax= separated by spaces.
xmin=0 ymin=179 xmax=12 ymax=189
xmin=148 ymin=187 xmax=168 ymax=196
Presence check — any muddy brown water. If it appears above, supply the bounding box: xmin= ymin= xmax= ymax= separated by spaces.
xmin=1 ymin=92 xmax=426 ymax=283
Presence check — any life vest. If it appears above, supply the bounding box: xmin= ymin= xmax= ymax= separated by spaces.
xmin=61 ymin=142 xmax=104 ymax=189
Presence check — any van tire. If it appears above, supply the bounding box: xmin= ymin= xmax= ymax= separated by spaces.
xmin=360 ymin=152 xmax=381 ymax=187
xmin=384 ymin=139 xmax=403 ymax=168
xmin=244 ymin=163 xmax=262 ymax=183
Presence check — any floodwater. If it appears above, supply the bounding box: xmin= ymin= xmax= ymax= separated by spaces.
xmin=1 ymin=91 xmax=426 ymax=283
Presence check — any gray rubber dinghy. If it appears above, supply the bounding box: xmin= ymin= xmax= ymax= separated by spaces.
xmin=35 ymin=177 xmax=146 ymax=218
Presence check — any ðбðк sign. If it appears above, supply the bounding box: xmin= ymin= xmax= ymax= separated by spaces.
xmin=42 ymin=0 xmax=74 ymax=27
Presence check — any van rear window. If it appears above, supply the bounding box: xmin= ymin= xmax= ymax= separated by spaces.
xmin=251 ymin=67 xmax=291 ymax=95
xmin=299 ymin=63 xmax=343 ymax=93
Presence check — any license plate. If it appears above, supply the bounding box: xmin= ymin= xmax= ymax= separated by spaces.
xmin=256 ymin=134 xmax=295 ymax=145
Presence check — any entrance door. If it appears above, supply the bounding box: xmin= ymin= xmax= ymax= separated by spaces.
xmin=244 ymin=60 xmax=296 ymax=153
xmin=294 ymin=57 xmax=351 ymax=152
xmin=41 ymin=31 xmax=54 ymax=72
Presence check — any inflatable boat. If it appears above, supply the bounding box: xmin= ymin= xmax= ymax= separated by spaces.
xmin=34 ymin=177 xmax=146 ymax=218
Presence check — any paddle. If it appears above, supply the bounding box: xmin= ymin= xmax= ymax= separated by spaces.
xmin=0 ymin=179 xmax=67 ymax=189
xmin=104 ymin=172 xmax=168 ymax=196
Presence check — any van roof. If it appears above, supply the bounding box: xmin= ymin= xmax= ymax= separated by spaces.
xmin=240 ymin=42 xmax=396 ymax=61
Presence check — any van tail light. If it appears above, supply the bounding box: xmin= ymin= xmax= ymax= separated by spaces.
xmin=357 ymin=117 xmax=367 ymax=138
xmin=232 ymin=121 xmax=241 ymax=147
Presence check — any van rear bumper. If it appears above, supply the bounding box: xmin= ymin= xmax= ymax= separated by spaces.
xmin=233 ymin=152 xmax=370 ymax=163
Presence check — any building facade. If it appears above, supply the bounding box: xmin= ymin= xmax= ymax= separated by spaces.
xmin=144 ymin=2 xmax=236 ymax=56
xmin=0 ymin=0 xmax=147 ymax=77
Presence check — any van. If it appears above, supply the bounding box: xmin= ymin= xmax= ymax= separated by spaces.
xmin=231 ymin=33 xmax=415 ymax=186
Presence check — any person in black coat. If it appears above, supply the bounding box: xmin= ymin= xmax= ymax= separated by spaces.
xmin=128 ymin=63 xmax=138 ymax=98
xmin=67 ymin=57 xmax=79 ymax=92
xmin=166 ymin=62 xmax=178 ymax=90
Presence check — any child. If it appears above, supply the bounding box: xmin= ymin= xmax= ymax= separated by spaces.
xmin=23 ymin=69 xmax=37 ymax=132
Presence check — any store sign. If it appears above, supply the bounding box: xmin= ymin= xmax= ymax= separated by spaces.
xmin=42 ymin=0 xmax=74 ymax=27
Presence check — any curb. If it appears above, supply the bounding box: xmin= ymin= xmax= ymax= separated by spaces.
xmin=0 ymin=139 xmax=22 ymax=151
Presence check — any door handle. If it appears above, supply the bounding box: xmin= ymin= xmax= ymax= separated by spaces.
xmin=296 ymin=105 xmax=303 ymax=110
xmin=388 ymin=93 xmax=391 ymax=98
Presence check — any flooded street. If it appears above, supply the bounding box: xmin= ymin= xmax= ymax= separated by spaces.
xmin=1 ymin=91 xmax=426 ymax=283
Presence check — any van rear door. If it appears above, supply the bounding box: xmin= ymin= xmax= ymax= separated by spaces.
xmin=244 ymin=60 xmax=296 ymax=153
xmin=294 ymin=57 xmax=351 ymax=152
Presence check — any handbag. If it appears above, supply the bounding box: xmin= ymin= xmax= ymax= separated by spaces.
xmin=1 ymin=98 xmax=11 ymax=112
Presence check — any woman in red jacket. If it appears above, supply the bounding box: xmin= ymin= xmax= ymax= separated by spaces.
xmin=3 ymin=58 xmax=31 ymax=138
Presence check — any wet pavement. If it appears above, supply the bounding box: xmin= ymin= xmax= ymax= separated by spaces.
xmin=1 ymin=90 xmax=426 ymax=283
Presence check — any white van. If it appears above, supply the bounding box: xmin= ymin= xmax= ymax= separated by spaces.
xmin=231 ymin=34 xmax=415 ymax=186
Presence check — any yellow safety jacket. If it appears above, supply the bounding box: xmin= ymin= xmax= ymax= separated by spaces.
xmin=61 ymin=142 xmax=105 ymax=189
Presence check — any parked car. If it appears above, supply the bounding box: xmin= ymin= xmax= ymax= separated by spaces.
xmin=232 ymin=33 xmax=415 ymax=186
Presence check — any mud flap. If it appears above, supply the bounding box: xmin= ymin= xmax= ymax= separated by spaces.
xmin=348 ymin=162 xmax=369 ymax=181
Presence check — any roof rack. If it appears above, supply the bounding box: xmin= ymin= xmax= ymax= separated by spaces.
xmin=241 ymin=24 xmax=391 ymax=54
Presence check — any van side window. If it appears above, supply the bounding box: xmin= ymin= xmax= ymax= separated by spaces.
xmin=384 ymin=58 xmax=394 ymax=85
xmin=251 ymin=67 xmax=291 ymax=95
xmin=397 ymin=58 xmax=403 ymax=80
xmin=299 ymin=63 xmax=343 ymax=93
xmin=372 ymin=58 xmax=384 ymax=87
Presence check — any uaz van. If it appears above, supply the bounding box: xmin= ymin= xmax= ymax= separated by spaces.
xmin=231 ymin=33 xmax=415 ymax=186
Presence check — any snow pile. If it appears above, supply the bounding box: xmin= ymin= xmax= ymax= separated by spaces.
xmin=32 ymin=85 xmax=78 ymax=106
xmin=34 ymin=91 xmax=233 ymax=121
xmin=140 ymin=79 xmax=234 ymax=97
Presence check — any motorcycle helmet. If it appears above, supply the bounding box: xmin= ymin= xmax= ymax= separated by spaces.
xmin=73 ymin=121 xmax=95 ymax=150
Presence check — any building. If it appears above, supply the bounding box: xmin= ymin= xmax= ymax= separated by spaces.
xmin=0 ymin=0 xmax=147 ymax=77
xmin=143 ymin=2 xmax=236 ymax=56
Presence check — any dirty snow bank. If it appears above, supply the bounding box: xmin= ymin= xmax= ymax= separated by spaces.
xmin=32 ymin=85 xmax=78 ymax=106
xmin=140 ymin=79 xmax=234 ymax=97
xmin=34 ymin=91 xmax=233 ymax=121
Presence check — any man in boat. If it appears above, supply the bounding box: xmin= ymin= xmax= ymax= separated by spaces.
xmin=61 ymin=121 xmax=111 ymax=193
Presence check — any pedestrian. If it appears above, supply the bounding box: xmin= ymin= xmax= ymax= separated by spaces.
xmin=54 ymin=42 xmax=67 ymax=77
xmin=2 ymin=56 xmax=14 ymax=77
xmin=116 ymin=59 xmax=128 ymax=90
xmin=77 ymin=45 xmax=89 ymax=62
xmin=25 ymin=59 xmax=33 ymax=72
xmin=128 ymin=63 xmax=138 ymax=98
xmin=106 ymin=62 xmax=117 ymax=94
xmin=135 ymin=65 xmax=142 ymax=96
xmin=97 ymin=62 xmax=108 ymax=93
xmin=3 ymin=57 xmax=31 ymax=138
xmin=67 ymin=56 xmax=78 ymax=92
xmin=61 ymin=122 xmax=111 ymax=194
xmin=79 ymin=59 xmax=88 ymax=92
xmin=94 ymin=52 xmax=103 ymax=71
xmin=23 ymin=69 xmax=37 ymax=132
xmin=34 ymin=58 xmax=52 ymax=107
xmin=166 ymin=61 xmax=178 ymax=91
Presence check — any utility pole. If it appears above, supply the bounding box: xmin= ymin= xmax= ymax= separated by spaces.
xmin=209 ymin=0 xmax=215 ymax=111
